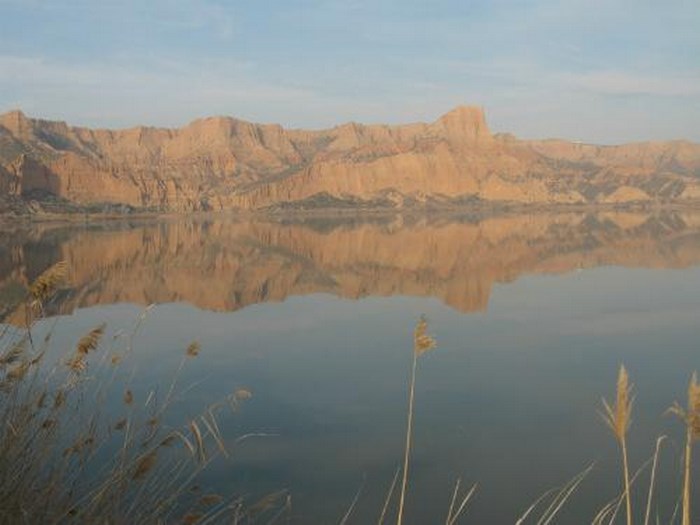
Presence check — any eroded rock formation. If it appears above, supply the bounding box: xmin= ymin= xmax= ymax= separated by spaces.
xmin=1 ymin=107 xmax=699 ymax=212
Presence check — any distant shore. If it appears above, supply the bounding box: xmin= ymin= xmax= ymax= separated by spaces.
xmin=2 ymin=199 xmax=700 ymax=227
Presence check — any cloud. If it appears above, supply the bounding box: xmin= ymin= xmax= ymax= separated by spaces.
xmin=0 ymin=55 xmax=319 ymax=127
xmin=1 ymin=0 xmax=698 ymax=143
xmin=558 ymin=71 xmax=700 ymax=97
xmin=0 ymin=0 xmax=237 ymax=43
xmin=2 ymin=52 xmax=699 ymax=145
xmin=146 ymin=0 xmax=237 ymax=41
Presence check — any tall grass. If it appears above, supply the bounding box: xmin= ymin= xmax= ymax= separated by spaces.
xmin=378 ymin=322 xmax=698 ymax=525
xmin=669 ymin=372 xmax=700 ymax=525
xmin=601 ymin=365 xmax=634 ymax=525
xmin=0 ymin=261 xmax=288 ymax=524
xmin=3 ymin=267 xmax=699 ymax=524
xmin=396 ymin=315 xmax=436 ymax=525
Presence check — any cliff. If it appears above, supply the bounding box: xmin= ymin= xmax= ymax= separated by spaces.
xmin=1 ymin=107 xmax=699 ymax=212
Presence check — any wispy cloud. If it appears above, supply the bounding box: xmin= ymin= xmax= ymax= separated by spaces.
xmin=143 ymin=0 xmax=237 ymax=41
xmin=558 ymin=71 xmax=700 ymax=97
xmin=0 ymin=0 xmax=237 ymax=43
xmin=0 ymin=1 xmax=698 ymax=141
xmin=0 ymin=55 xmax=319 ymax=127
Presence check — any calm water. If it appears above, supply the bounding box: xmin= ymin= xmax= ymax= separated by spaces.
xmin=2 ymin=212 xmax=700 ymax=523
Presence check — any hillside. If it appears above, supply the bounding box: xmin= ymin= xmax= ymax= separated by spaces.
xmin=1 ymin=107 xmax=699 ymax=213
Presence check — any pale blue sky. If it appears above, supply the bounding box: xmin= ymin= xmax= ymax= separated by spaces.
xmin=0 ymin=0 xmax=698 ymax=143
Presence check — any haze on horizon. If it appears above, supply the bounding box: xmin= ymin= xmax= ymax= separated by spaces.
xmin=0 ymin=0 xmax=698 ymax=145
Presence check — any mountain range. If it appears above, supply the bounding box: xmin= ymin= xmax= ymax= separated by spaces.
xmin=1 ymin=106 xmax=699 ymax=213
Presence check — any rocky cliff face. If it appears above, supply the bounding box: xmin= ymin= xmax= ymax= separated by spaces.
xmin=1 ymin=107 xmax=699 ymax=212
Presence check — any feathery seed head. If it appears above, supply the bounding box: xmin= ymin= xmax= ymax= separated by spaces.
xmin=67 ymin=355 xmax=86 ymax=373
xmin=687 ymin=372 xmax=700 ymax=440
xmin=602 ymin=365 xmax=634 ymax=442
xmin=76 ymin=323 xmax=106 ymax=356
xmin=199 ymin=494 xmax=223 ymax=506
xmin=234 ymin=388 xmax=252 ymax=400
xmin=0 ymin=340 xmax=26 ymax=366
xmin=132 ymin=451 xmax=157 ymax=480
xmin=29 ymin=261 xmax=68 ymax=302
xmin=668 ymin=372 xmax=700 ymax=440
xmin=414 ymin=315 xmax=437 ymax=357
xmin=186 ymin=341 xmax=201 ymax=358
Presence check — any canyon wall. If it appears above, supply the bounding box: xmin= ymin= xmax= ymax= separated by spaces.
xmin=1 ymin=107 xmax=699 ymax=212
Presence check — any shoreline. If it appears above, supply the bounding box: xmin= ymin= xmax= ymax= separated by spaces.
xmin=1 ymin=200 xmax=700 ymax=227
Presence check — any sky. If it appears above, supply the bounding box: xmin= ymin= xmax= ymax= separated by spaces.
xmin=0 ymin=0 xmax=698 ymax=144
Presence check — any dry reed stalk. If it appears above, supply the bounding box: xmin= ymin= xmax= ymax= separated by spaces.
xmin=445 ymin=480 xmax=477 ymax=525
xmin=67 ymin=323 xmax=106 ymax=372
xmin=28 ymin=261 xmax=68 ymax=303
xmin=601 ymin=365 xmax=634 ymax=525
xmin=182 ymin=512 xmax=203 ymax=524
xmin=518 ymin=463 xmax=594 ymax=525
xmin=248 ymin=490 xmax=289 ymax=519
xmin=339 ymin=477 xmax=366 ymax=525
xmin=199 ymin=493 xmax=223 ymax=506
xmin=605 ymin=456 xmax=657 ymax=525
xmin=190 ymin=421 xmax=206 ymax=462
xmin=264 ymin=494 xmax=292 ymax=525
xmin=446 ymin=478 xmax=461 ymax=525
xmin=669 ymin=371 xmax=700 ymax=525
xmin=186 ymin=342 xmax=201 ymax=358
xmin=396 ymin=316 xmax=436 ymax=525
xmin=132 ymin=451 xmax=158 ymax=480
xmin=156 ymin=341 xmax=203 ymax=422
xmin=378 ymin=466 xmax=400 ymax=525
xmin=0 ymin=340 xmax=25 ymax=366
xmin=18 ymin=261 xmax=67 ymax=352
xmin=0 ymin=283 xmax=256 ymax=524
xmin=515 ymin=487 xmax=559 ymax=525
xmin=643 ymin=436 xmax=666 ymax=525
xmin=76 ymin=324 xmax=106 ymax=356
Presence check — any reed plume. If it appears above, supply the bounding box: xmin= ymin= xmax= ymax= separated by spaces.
xmin=0 ymin=340 xmax=26 ymax=366
xmin=28 ymin=261 xmax=68 ymax=302
xmin=76 ymin=323 xmax=106 ymax=355
xmin=601 ymin=365 xmax=634 ymax=525
xmin=396 ymin=315 xmax=436 ymax=525
xmin=414 ymin=316 xmax=437 ymax=358
xmin=186 ymin=342 xmax=201 ymax=358
xmin=0 ymin=284 xmax=270 ymax=524
xmin=669 ymin=371 xmax=700 ymax=525
xmin=24 ymin=261 xmax=68 ymax=344
xmin=132 ymin=451 xmax=158 ymax=480
xmin=67 ymin=323 xmax=106 ymax=372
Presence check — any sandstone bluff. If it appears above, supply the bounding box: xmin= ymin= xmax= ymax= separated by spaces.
xmin=1 ymin=106 xmax=699 ymax=213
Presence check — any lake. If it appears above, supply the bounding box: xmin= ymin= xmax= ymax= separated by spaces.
xmin=1 ymin=211 xmax=699 ymax=523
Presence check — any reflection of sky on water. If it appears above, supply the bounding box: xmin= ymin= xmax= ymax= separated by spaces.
xmin=15 ymin=263 xmax=699 ymax=523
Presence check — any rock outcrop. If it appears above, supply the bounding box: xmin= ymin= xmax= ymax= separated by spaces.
xmin=1 ymin=107 xmax=699 ymax=212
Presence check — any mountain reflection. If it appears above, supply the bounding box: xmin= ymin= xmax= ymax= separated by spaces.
xmin=2 ymin=212 xmax=700 ymax=323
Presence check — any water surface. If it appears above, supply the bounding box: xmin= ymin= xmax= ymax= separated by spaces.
xmin=1 ymin=211 xmax=699 ymax=523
